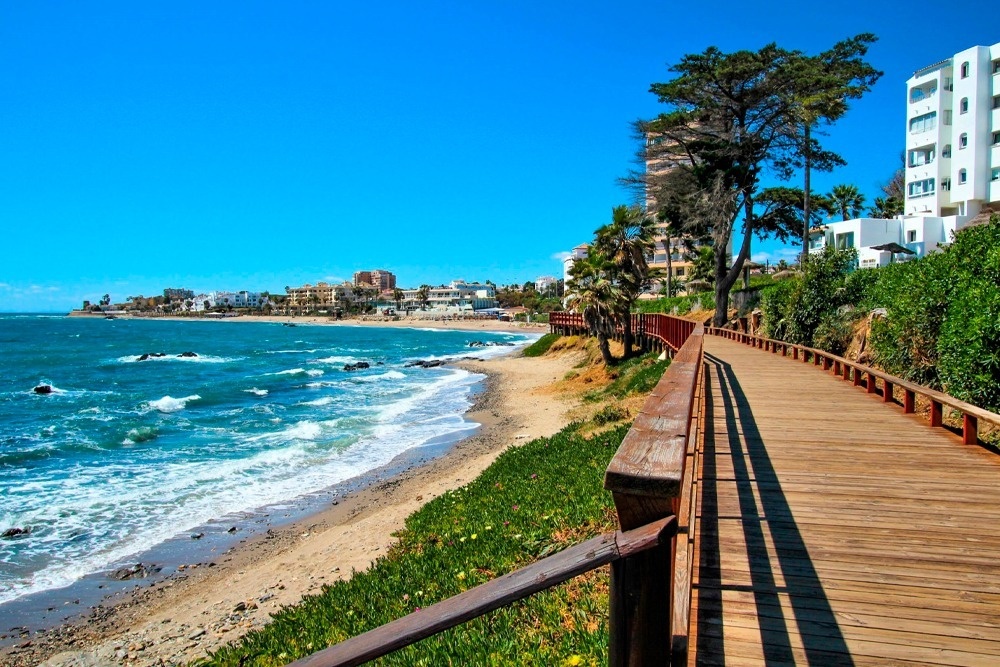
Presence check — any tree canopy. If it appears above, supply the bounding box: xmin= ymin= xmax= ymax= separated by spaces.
xmin=635 ymin=35 xmax=881 ymax=325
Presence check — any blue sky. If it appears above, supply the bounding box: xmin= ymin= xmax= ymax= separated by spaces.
xmin=1 ymin=1 xmax=996 ymax=311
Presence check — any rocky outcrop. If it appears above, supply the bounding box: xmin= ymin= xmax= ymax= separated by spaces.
xmin=33 ymin=385 xmax=52 ymax=395
xmin=2 ymin=527 xmax=31 ymax=539
xmin=467 ymin=341 xmax=515 ymax=348
xmin=343 ymin=362 xmax=370 ymax=371
xmin=108 ymin=563 xmax=161 ymax=581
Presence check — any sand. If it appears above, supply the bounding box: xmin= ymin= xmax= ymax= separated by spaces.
xmin=7 ymin=328 xmax=582 ymax=667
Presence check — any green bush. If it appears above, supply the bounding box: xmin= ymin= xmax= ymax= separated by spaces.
xmin=759 ymin=278 xmax=799 ymax=340
xmin=592 ymin=404 xmax=629 ymax=425
xmin=936 ymin=219 xmax=1000 ymax=409
xmin=522 ymin=333 xmax=559 ymax=357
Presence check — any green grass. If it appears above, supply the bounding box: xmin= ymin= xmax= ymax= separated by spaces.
xmin=199 ymin=422 xmax=630 ymax=667
xmin=585 ymin=352 xmax=670 ymax=401
xmin=522 ymin=332 xmax=559 ymax=357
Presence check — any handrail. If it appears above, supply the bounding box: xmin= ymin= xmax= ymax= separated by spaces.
xmin=707 ymin=327 xmax=1000 ymax=446
xmin=286 ymin=517 xmax=677 ymax=667
xmin=549 ymin=312 xmax=696 ymax=353
xmin=604 ymin=323 xmax=704 ymax=666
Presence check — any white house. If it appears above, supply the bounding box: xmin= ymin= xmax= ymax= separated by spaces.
xmin=535 ymin=275 xmax=558 ymax=294
xmin=808 ymin=216 xmax=967 ymax=268
xmin=401 ymin=281 xmax=497 ymax=311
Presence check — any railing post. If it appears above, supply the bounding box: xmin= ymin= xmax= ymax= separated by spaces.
xmin=904 ymin=389 xmax=916 ymax=413
xmin=930 ymin=400 xmax=943 ymax=427
xmin=866 ymin=372 xmax=877 ymax=394
xmin=963 ymin=414 xmax=978 ymax=445
xmin=883 ymin=380 xmax=894 ymax=403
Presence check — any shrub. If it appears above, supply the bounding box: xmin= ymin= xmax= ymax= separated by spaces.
xmin=783 ymin=247 xmax=857 ymax=347
xmin=759 ymin=279 xmax=799 ymax=340
xmin=593 ymin=404 xmax=628 ymax=425
xmin=523 ymin=333 xmax=559 ymax=357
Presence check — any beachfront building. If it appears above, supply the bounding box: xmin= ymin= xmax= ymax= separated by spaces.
xmin=808 ymin=43 xmax=1000 ymax=269
xmin=535 ymin=275 xmax=559 ymax=296
xmin=285 ymin=282 xmax=358 ymax=313
xmin=905 ymin=42 xmax=1000 ymax=219
xmin=400 ymin=281 xmax=497 ymax=312
xmin=562 ymin=244 xmax=589 ymax=284
xmin=353 ymin=269 xmax=396 ymax=292
xmin=187 ymin=291 xmax=269 ymax=311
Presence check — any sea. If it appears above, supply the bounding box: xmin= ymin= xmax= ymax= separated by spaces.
xmin=0 ymin=314 xmax=532 ymax=627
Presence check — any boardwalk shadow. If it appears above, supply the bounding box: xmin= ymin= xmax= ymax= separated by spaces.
xmin=696 ymin=353 xmax=853 ymax=666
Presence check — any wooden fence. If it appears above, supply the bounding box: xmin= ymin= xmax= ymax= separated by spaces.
xmin=287 ymin=314 xmax=705 ymax=666
xmin=708 ymin=327 xmax=1000 ymax=446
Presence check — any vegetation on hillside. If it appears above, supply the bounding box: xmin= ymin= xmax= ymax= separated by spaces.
xmin=757 ymin=216 xmax=1000 ymax=411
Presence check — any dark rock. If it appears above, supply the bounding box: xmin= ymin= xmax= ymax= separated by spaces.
xmin=178 ymin=352 xmax=198 ymax=358
xmin=2 ymin=527 xmax=30 ymax=539
xmin=343 ymin=361 xmax=371 ymax=371
xmin=137 ymin=353 xmax=166 ymax=362
xmin=32 ymin=385 xmax=52 ymax=394
xmin=227 ymin=526 xmax=238 ymax=533
xmin=191 ymin=533 xmax=204 ymax=540
xmin=109 ymin=563 xmax=161 ymax=581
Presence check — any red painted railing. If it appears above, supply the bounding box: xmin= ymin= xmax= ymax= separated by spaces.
xmin=550 ymin=312 xmax=696 ymax=353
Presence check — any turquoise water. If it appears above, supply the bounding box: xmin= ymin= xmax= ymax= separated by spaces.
xmin=0 ymin=315 xmax=530 ymax=607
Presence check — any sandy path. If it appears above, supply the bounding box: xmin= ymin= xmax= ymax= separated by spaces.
xmin=13 ymin=349 xmax=580 ymax=667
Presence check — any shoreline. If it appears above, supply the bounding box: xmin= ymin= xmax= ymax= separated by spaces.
xmin=5 ymin=347 xmax=581 ymax=667
xmin=67 ymin=311 xmax=552 ymax=334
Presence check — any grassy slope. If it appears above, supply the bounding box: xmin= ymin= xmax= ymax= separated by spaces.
xmin=200 ymin=344 xmax=666 ymax=667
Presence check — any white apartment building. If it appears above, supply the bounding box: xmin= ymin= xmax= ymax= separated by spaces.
xmin=535 ymin=275 xmax=558 ymax=294
xmin=810 ymin=44 xmax=1000 ymax=269
xmin=401 ymin=281 xmax=497 ymax=311
xmin=905 ymin=43 xmax=1000 ymax=218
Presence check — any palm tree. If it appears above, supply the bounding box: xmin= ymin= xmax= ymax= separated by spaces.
xmin=868 ymin=196 xmax=903 ymax=219
xmin=417 ymin=285 xmax=430 ymax=310
xmin=828 ymin=184 xmax=866 ymax=220
xmin=393 ymin=288 xmax=404 ymax=310
xmin=566 ymin=249 xmax=620 ymax=366
xmin=594 ymin=205 xmax=658 ymax=358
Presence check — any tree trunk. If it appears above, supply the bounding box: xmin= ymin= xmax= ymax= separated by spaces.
xmin=801 ymin=122 xmax=811 ymax=265
xmin=712 ymin=197 xmax=757 ymax=328
xmin=622 ymin=309 xmax=634 ymax=359
xmin=597 ymin=333 xmax=615 ymax=365
xmin=665 ymin=237 xmax=673 ymax=297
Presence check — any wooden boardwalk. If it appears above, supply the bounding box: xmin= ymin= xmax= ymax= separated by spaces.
xmin=691 ymin=336 xmax=1000 ymax=666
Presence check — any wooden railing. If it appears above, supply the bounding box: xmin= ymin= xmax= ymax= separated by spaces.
xmin=549 ymin=311 xmax=697 ymax=353
xmin=286 ymin=314 xmax=706 ymax=666
xmin=708 ymin=327 xmax=1000 ymax=446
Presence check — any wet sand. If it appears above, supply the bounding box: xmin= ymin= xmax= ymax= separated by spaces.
xmin=6 ymin=344 xmax=581 ymax=667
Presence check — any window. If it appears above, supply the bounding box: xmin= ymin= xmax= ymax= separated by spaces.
xmin=943 ymin=144 xmax=952 ymax=158
xmin=907 ymin=178 xmax=935 ymax=198
xmin=907 ymin=230 xmax=917 ymax=243
xmin=993 ymin=60 xmax=1000 ymax=74
xmin=835 ymin=232 xmax=855 ymax=250
xmin=908 ymin=147 xmax=935 ymax=166
xmin=959 ymin=133 xmax=968 ymax=149
xmin=992 ymin=168 xmax=1000 ymax=182
xmin=942 ymin=178 xmax=951 ymax=191
xmin=959 ymin=169 xmax=967 ymax=184
xmin=943 ymin=110 xmax=953 ymax=126
xmin=994 ymin=96 xmax=1000 ymax=109
xmin=961 ymin=61 xmax=970 ymax=78
xmin=910 ymin=84 xmax=937 ymax=102
xmin=676 ymin=268 xmax=685 ymax=277
xmin=993 ymin=132 xmax=1000 ymax=145
xmin=909 ymin=112 xmax=937 ymax=134
xmin=960 ymin=97 xmax=969 ymax=114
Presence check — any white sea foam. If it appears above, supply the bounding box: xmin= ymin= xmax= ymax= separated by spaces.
xmin=306 ymin=369 xmax=324 ymax=377
xmin=357 ymin=370 xmax=407 ymax=382
xmin=244 ymin=388 xmax=269 ymax=396
xmin=147 ymin=395 xmax=201 ymax=413
xmin=300 ymin=397 xmax=335 ymax=406
xmin=312 ymin=355 xmax=357 ymax=365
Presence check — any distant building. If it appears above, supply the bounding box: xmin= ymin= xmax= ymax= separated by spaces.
xmin=905 ymin=42 xmax=1000 ymax=219
xmin=354 ymin=270 xmax=396 ymax=291
xmin=285 ymin=282 xmax=357 ymax=313
xmin=809 ymin=216 xmax=968 ymax=269
xmin=535 ymin=275 xmax=558 ymax=295
xmin=187 ymin=291 xmax=268 ymax=311
xmin=562 ymin=244 xmax=589 ymax=284
xmin=400 ymin=281 xmax=497 ymax=311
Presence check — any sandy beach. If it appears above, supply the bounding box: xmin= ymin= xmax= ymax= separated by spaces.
xmin=6 ymin=326 xmax=582 ymax=667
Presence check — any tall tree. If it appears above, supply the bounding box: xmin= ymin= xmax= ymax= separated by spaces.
xmin=594 ymin=205 xmax=659 ymax=358
xmin=828 ymin=184 xmax=866 ymax=220
xmin=868 ymin=196 xmax=904 ymax=219
xmin=637 ymin=35 xmax=881 ymax=326
xmin=566 ymin=249 xmax=620 ymax=366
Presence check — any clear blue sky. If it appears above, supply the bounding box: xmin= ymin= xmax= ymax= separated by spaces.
xmin=1 ymin=1 xmax=996 ymax=311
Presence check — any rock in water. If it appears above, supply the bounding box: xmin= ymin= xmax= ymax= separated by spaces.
xmin=178 ymin=351 xmax=198 ymax=358
xmin=2 ymin=526 xmax=31 ymax=538
xmin=33 ymin=384 xmax=53 ymax=394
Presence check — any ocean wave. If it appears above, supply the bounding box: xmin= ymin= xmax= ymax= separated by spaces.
xmin=267 ymin=367 xmax=323 ymax=377
xmin=300 ymin=397 xmax=335 ymax=406
xmin=312 ymin=355 xmax=357 ymax=365
xmin=244 ymin=388 xmax=269 ymax=396
xmin=147 ymin=395 xmax=201 ymax=413
xmin=356 ymin=370 xmax=407 ymax=382
xmin=266 ymin=349 xmax=318 ymax=354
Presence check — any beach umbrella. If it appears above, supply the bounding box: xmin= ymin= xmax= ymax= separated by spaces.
xmin=684 ymin=279 xmax=711 ymax=293
xmin=871 ymin=242 xmax=916 ymax=264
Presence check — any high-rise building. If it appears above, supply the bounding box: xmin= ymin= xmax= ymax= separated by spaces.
xmin=905 ymin=43 xmax=1000 ymax=219
xmin=353 ymin=270 xmax=396 ymax=291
